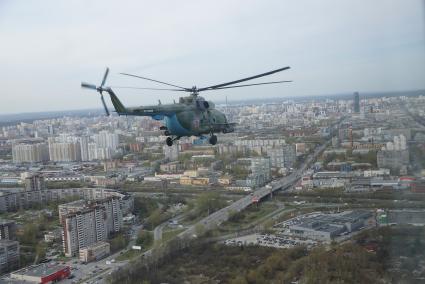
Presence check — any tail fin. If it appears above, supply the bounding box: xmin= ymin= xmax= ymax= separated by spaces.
xmin=106 ymin=88 xmax=127 ymax=114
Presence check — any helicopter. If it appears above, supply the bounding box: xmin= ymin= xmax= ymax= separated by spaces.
xmin=81 ymin=66 xmax=291 ymax=146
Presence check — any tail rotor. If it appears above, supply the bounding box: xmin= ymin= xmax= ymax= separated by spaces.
xmin=81 ymin=67 xmax=110 ymax=116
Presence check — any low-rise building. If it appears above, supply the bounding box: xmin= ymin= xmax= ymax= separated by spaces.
xmin=218 ymin=176 xmax=232 ymax=186
xmin=79 ymin=241 xmax=110 ymax=263
xmin=9 ymin=263 xmax=70 ymax=283
xmin=179 ymin=176 xmax=210 ymax=186
xmin=160 ymin=161 xmax=182 ymax=173
xmin=44 ymin=229 xmax=62 ymax=243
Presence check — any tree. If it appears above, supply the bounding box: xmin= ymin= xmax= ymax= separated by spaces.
xmin=134 ymin=197 xmax=158 ymax=219
xmin=136 ymin=230 xmax=153 ymax=249
xmin=19 ymin=223 xmax=38 ymax=245
xmin=109 ymin=233 xmax=128 ymax=252
xmin=146 ymin=208 xmax=163 ymax=229
xmin=231 ymin=275 xmax=248 ymax=284
xmin=34 ymin=243 xmax=46 ymax=264
xmin=194 ymin=192 xmax=226 ymax=216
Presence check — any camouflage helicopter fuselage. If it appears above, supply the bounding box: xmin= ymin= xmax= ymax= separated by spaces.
xmin=107 ymin=88 xmax=235 ymax=137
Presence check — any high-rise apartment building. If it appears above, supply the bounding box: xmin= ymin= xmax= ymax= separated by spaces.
xmin=0 ymin=220 xmax=16 ymax=241
xmin=79 ymin=136 xmax=89 ymax=161
xmin=12 ymin=143 xmax=48 ymax=163
xmin=0 ymin=240 xmax=20 ymax=273
xmin=237 ymin=157 xmax=271 ymax=188
xmin=267 ymin=145 xmax=296 ymax=169
xmin=62 ymin=206 xmax=107 ymax=257
xmin=60 ymin=197 xmax=123 ymax=257
xmin=94 ymin=131 xmax=119 ymax=150
xmin=87 ymin=142 xmax=112 ymax=161
xmin=48 ymin=139 xmax=81 ymax=162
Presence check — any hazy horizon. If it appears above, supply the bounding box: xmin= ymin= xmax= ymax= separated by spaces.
xmin=0 ymin=88 xmax=423 ymax=123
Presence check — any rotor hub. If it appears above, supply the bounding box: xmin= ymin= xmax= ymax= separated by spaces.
xmin=191 ymin=86 xmax=198 ymax=96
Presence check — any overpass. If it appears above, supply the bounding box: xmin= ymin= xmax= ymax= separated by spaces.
xmin=179 ymin=139 xmax=331 ymax=238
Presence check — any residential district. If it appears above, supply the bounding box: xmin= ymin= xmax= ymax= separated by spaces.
xmin=0 ymin=92 xmax=424 ymax=283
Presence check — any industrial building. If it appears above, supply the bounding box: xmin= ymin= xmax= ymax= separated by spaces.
xmin=289 ymin=210 xmax=372 ymax=241
xmin=9 ymin=263 xmax=70 ymax=283
xmin=380 ymin=209 xmax=425 ymax=225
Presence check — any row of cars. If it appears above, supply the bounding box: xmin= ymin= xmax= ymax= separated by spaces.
xmin=224 ymin=233 xmax=316 ymax=249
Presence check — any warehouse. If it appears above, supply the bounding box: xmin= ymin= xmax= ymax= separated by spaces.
xmin=9 ymin=263 xmax=70 ymax=283
xmin=289 ymin=210 xmax=372 ymax=241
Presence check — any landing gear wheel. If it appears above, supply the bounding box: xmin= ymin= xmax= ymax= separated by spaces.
xmin=166 ymin=137 xmax=173 ymax=146
xmin=209 ymin=134 xmax=217 ymax=145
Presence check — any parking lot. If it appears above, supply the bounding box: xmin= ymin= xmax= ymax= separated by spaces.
xmin=224 ymin=233 xmax=317 ymax=249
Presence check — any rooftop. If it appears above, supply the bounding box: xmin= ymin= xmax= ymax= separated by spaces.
xmin=10 ymin=263 xmax=69 ymax=278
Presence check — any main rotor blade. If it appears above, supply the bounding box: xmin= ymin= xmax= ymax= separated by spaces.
xmin=101 ymin=67 xmax=109 ymax=87
xmin=100 ymin=94 xmax=110 ymax=116
xmin=111 ymin=86 xmax=185 ymax=91
xmin=81 ymin=82 xmax=97 ymax=90
xmin=197 ymin=66 xmax=290 ymax=92
xmin=120 ymin=72 xmax=190 ymax=91
xmin=202 ymin=80 xmax=292 ymax=91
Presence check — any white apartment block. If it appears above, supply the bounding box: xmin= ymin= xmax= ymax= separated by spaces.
xmin=12 ymin=143 xmax=48 ymax=163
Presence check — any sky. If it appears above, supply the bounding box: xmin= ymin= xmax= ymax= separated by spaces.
xmin=0 ymin=0 xmax=424 ymax=114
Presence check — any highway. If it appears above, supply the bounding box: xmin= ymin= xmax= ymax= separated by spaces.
xmin=177 ymin=139 xmax=331 ymax=239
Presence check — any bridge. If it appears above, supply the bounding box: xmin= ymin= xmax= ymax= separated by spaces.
xmin=179 ymin=139 xmax=331 ymax=238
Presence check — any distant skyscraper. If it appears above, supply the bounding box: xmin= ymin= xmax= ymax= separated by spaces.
xmin=47 ymin=125 xmax=54 ymax=135
xmin=353 ymin=92 xmax=360 ymax=113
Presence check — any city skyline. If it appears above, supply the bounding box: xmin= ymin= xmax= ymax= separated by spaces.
xmin=0 ymin=0 xmax=424 ymax=113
